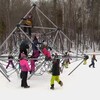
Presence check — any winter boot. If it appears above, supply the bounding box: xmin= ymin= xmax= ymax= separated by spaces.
xmin=59 ymin=81 xmax=63 ymax=86
xmin=50 ymin=84 xmax=54 ymax=90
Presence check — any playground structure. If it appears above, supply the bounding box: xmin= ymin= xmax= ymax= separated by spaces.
xmin=0 ymin=4 xmax=86 ymax=82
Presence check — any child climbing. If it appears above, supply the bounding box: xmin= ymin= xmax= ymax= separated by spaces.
xmin=6 ymin=54 xmax=15 ymax=69
xmin=41 ymin=41 xmax=52 ymax=61
xmin=18 ymin=39 xmax=29 ymax=59
xmin=50 ymin=53 xmax=63 ymax=90
xmin=89 ymin=54 xmax=97 ymax=68
xmin=22 ymin=13 xmax=33 ymax=38
xmin=31 ymin=35 xmax=41 ymax=61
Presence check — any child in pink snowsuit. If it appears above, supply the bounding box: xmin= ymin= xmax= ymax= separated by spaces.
xmin=42 ymin=48 xmax=51 ymax=58
xmin=42 ymin=42 xmax=52 ymax=61
xmin=20 ymin=53 xmax=31 ymax=88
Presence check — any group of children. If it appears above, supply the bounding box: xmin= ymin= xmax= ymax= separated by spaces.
xmin=18 ymin=40 xmax=64 ymax=89
xmin=5 ymin=14 xmax=97 ymax=88
xmin=6 ymin=46 xmax=97 ymax=89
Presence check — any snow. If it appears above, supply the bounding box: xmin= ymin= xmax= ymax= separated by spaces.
xmin=0 ymin=54 xmax=100 ymax=100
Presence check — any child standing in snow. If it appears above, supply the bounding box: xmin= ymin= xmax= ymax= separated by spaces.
xmin=50 ymin=53 xmax=63 ymax=90
xmin=20 ymin=52 xmax=31 ymax=88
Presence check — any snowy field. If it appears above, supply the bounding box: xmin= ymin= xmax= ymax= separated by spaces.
xmin=0 ymin=54 xmax=100 ymax=100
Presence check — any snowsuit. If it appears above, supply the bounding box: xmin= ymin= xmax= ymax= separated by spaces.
xmin=31 ymin=36 xmax=41 ymax=61
xmin=6 ymin=55 xmax=15 ymax=69
xmin=50 ymin=55 xmax=63 ymax=89
xmin=89 ymin=55 xmax=97 ymax=68
xmin=20 ymin=58 xmax=31 ymax=87
xmin=83 ymin=54 xmax=89 ymax=65
xmin=19 ymin=40 xmax=29 ymax=59
xmin=62 ymin=53 xmax=71 ymax=68
xmin=29 ymin=56 xmax=35 ymax=74
xmin=23 ymin=15 xmax=33 ymax=37
xmin=42 ymin=45 xmax=52 ymax=61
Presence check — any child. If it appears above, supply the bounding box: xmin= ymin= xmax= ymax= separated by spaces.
xmin=50 ymin=53 xmax=63 ymax=90
xmin=83 ymin=54 xmax=89 ymax=65
xmin=19 ymin=40 xmax=29 ymax=59
xmin=31 ymin=35 xmax=41 ymax=61
xmin=6 ymin=54 xmax=15 ymax=69
xmin=89 ymin=54 xmax=97 ymax=68
xmin=20 ymin=52 xmax=31 ymax=88
xmin=23 ymin=14 xmax=33 ymax=37
xmin=41 ymin=41 xmax=52 ymax=61
xmin=62 ymin=52 xmax=71 ymax=68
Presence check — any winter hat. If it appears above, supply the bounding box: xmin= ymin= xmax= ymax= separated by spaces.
xmin=43 ymin=41 xmax=47 ymax=46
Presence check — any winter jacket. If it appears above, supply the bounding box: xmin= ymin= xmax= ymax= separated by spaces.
xmin=20 ymin=59 xmax=30 ymax=72
xmin=51 ymin=59 xmax=60 ymax=76
xmin=91 ymin=57 xmax=97 ymax=63
xmin=19 ymin=40 xmax=29 ymax=59
xmin=20 ymin=40 xmax=29 ymax=50
xmin=42 ymin=48 xmax=51 ymax=58
xmin=32 ymin=38 xmax=41 ymax=51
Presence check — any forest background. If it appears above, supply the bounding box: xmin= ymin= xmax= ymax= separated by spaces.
xmin=0 ymin=0 xmax=100 ymax=52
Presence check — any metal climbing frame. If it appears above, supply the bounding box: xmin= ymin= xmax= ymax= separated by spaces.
xmin=0 ymin=4 xmax=85 ymax=81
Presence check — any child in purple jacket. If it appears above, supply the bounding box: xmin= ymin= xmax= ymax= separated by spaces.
xmin=20 ymin=53 xmax=31 ymax=88
xmin=6 ymin=54 xmax=15 ymax=69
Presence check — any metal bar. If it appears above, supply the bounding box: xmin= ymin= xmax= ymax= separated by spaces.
xmin=68 ymin=60 xmax=84 ymax=76
xmin=51 ymin=30 xmax=59 ymax=47
xmin=36 ymin=7 xmax=45 ymax=33
xmin=60 ymin=30 xmax=74 ymax=44
xmin=20 ymin=25 xmax=32 ymax=28
xmin=19 ymin=27 xmax=32 ymax=42
xmin=28 ymin=60 xmax=45 ymax=79
xmin=0 ymin=70 xmax=10 ymax=82
xmin=36 ymin=7 xmax=58 ymax=28
xmin=33 ymin=26 xmax=56 ymax=30
xmin=58 ymin=31 xmax=64 ymax=52
xmin=0 ymin=6 xmax=35 ymax=51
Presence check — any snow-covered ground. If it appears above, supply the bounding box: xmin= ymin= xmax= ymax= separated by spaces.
xmin=0 ymin=54 xmax=100 ymax=100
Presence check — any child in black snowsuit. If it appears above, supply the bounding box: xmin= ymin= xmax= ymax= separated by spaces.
xmin=89 ymin=54 xmax=97 ymax=68
xmin=19 ymin=40 xmax=29 ymax=59
xmin=50 ymin=53 xmax=63 ymax=90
